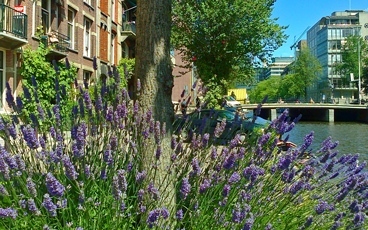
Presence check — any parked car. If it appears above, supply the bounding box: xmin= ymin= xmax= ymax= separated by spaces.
xmin=173 ymin=109 xmax=270 ymax=144
xmin=349 ymin=99 xmax=366 ymax=105
xmin=223 ymin=95 xmax=242 ymax=108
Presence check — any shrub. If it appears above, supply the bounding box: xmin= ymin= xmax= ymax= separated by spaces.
xmin=0 ymin=60 xmax=367 ymax=229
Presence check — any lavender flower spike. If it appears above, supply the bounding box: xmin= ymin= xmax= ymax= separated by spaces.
xmin=0 ymin=207 xmax=17 ymax=219
xmin=46 ymin=173 xmax=65 ymax=197
xmin=180 ymin=177 xmax=191 ymax=200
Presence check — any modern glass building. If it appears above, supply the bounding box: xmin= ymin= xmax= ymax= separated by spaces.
xmin=307 ymin=10 xmax=368 ymax=103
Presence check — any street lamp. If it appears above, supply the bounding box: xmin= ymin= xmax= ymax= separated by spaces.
xmin=358 ymin=37 xmax=362 ymax=104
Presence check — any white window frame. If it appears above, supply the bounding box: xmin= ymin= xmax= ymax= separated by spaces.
xmin=41 ymin=0 xmax=51 ymax=34
xmin=84 ymin=0 xmax=92 ymax=5
xmin=83 ymin=17 xmax=92 ymax=57
xmin=111 ymin=0 xmax=115 ymax=21
xmin=111 ymin=33 xmax=115 ymax=64
xmin=67 ymin=8 xmax=76 ymax=50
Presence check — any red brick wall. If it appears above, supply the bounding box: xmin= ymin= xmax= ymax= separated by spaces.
xmin=100 ymin=29 xmax=109 ymax=62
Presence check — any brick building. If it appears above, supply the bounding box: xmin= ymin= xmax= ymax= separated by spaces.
xmin=0 ymin=0 xmax=136 ymax=110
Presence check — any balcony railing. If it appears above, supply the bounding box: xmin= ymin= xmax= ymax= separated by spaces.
xmin=0 ymin=4 xmax=27 ymax=39
xmin=41 ymin=30 xmax=70 ymax=53
xmin=122 ymin=22 xmax=136 ymax=34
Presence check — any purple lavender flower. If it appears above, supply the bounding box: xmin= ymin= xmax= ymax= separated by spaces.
xmin=15 ymin=96 xmax=23 ymax=111
xmin=242 ymin=216 xmax=254 ymax=230
xmin=180 ymin=177 xmax=191 ymax=200
xmin=62 ymin=155 xmax=79 ymax=180
xmin=228 ymin=172 xmax=241 ymax=184
xmin=7 ymin=122 xmax=17 ymax=139
xmin=243 ymin=164 xmax=265 ymax=182
xmin=222 ymin=184 xmax=231 ymax=197
xmin=52 ymin=105 xmax=61 ymax=126
xmin=136 ymin=171 xmax=146 ymax=183
xmin=93 ymin=56 xmax=98 ymax=70
xmin=199 ymin=178 xmax=211 ymax=194
xmin=232 ymin=206 xmax=246 ymax=223
xmin=19 ymin=199 xmax=27 ymax=209
xmin=84 ymin=164 xmax=91 ymax=179
xmin=110 ymin=135 xmax=118 ymax=151
xmin=0 ymin=207 xmax=17 ymax=219
xmin=42 ymin=194 xmax=57 ymax=216
xmin=28 ymin=198 xmax=41 ymax=215
xmin=103 ymin=145 xmax=114 ymax=166
xmin=176 ymin=209 xmax=184 ymax=220
xmin=112 ymin=174 xmax=123 ymax=200
xmin=191 ymin=158 xmax=201 ymax=177
xmin=223 ymin=153 xmax=236 ymax=170
xmin=315 ymin=200 xmax=333 ymax=214
xmin=353 ymin=212 xmax=365 ymax=226
xmin=5 ymin=82 xmax=15 ymax=108
xmin=26 ymin=177 xmax=37 ymax=197
xmin=83 ymin=90 xmax=92 ymax=111
xmin=214 ymin=119 xmax=226 ymax=138
xmin=21 ymin=125 xmax=39 ymax=149
xmin=106 ymin=106 xmax=114 ymax=122
xmin=147 ymin=209 xmax=161 ymax=228
xmin=148 ymin=182 xmax=160 ymax=200
xmin=0 ymin=157 xmax=10 ymax=180
xmin=155 ymin=145 xmax=162 ymax=160
xmin=0 ymin=184 xmax=8 ymax=196
xmin=45 ymin=173 xmax=65 ymax=197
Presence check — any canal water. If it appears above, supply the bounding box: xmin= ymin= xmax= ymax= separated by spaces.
xmin=283 ymin=122 xmax=368 ymax=162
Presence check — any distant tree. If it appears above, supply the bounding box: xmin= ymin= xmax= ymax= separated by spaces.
xmin=288 ymin=48 xmax=322 ymax=100
xmin=335 ymin=35 xmax=368 ymax=93
xmin=172 ymin=0 xmax=287 ymax=103
xmin=278 ymin=74 xmax=301 ymax=99
xmin=249 ymin=76 xmax=281 ymax=103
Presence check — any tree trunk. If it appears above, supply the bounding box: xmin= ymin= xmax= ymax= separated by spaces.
xmin=135 ymin=0 xmax=176 ymax=222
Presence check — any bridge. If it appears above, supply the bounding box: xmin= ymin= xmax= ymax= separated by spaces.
xmin=241 ymin=103 xmax=368 ymax=123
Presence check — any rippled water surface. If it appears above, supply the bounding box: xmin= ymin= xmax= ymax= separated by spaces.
xmin=284 ymin=122 xmax=368 ymax=162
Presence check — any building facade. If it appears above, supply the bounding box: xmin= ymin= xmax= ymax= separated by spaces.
xmin=307 ymin=10 xmax=368 ymax=103
xmin=256 ymin=56 xmax=294 ymax=81
xmin=0 ymin=0 xmax=136 ymax=111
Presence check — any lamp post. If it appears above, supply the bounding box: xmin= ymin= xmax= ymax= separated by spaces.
xmin=358 ymin=37 xmax=362 ymax=104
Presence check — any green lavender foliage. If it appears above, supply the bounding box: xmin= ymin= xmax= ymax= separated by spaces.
xmin=0 ymin=60 xmax=367 ymax=230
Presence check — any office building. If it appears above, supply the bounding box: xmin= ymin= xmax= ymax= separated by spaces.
xmin=307 ymin=10 xmax=368 ymax=103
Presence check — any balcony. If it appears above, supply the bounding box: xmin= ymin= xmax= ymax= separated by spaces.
xmin=0 ymin=4 xmax=28 ymax=49
xmin=121 ymin=21 xmax=136 ymax=41
xmin=40 ymin=31 xmax=70 ymax=61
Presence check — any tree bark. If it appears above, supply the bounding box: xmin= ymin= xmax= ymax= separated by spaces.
xmin=135 ymin=0 xmax=176 ymax=222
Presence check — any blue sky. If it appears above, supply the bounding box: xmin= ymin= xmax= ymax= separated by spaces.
xmin=272 ymin=0 xmax=368 ymax=57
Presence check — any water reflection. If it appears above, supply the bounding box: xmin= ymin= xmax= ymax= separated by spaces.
xmin=284 ymin=122 xmax=368 ymax=162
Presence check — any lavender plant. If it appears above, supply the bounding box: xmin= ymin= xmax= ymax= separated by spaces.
xmin=0 ymin=59 xmax=367 ymax=229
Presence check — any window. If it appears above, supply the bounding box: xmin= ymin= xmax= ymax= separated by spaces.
xmin=67 ymin=8 xmax=76 ymax=49
xmin=41 ymin=0 xmax=50 ymax=34
xmin=111 ymin=33 xmax=115 ymax=64
xmin=84 ymin=17 xmax=92 ymax=57
xmin=84 ymin=0 xmax=92 ymax=5
xmin=83 ymin=70 xmax=92 ymax=88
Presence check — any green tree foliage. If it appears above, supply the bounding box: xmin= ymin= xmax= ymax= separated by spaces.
xmin=249 ymin=76 xmax=281 ymax=103
xmin=249 ymin=49 xmax=321 ymax=102
xmin=172 ymin=0 xmax=287 ymax=103
xmin=335 ymin=35 xmax=368 ymax=91
xmin=117 ymin=57 xmax=135 ymax=88
xmin=20 ymin=45 xmax=77 ymax=127
xmin=289 ymin=48 xmax=322 ymax=99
